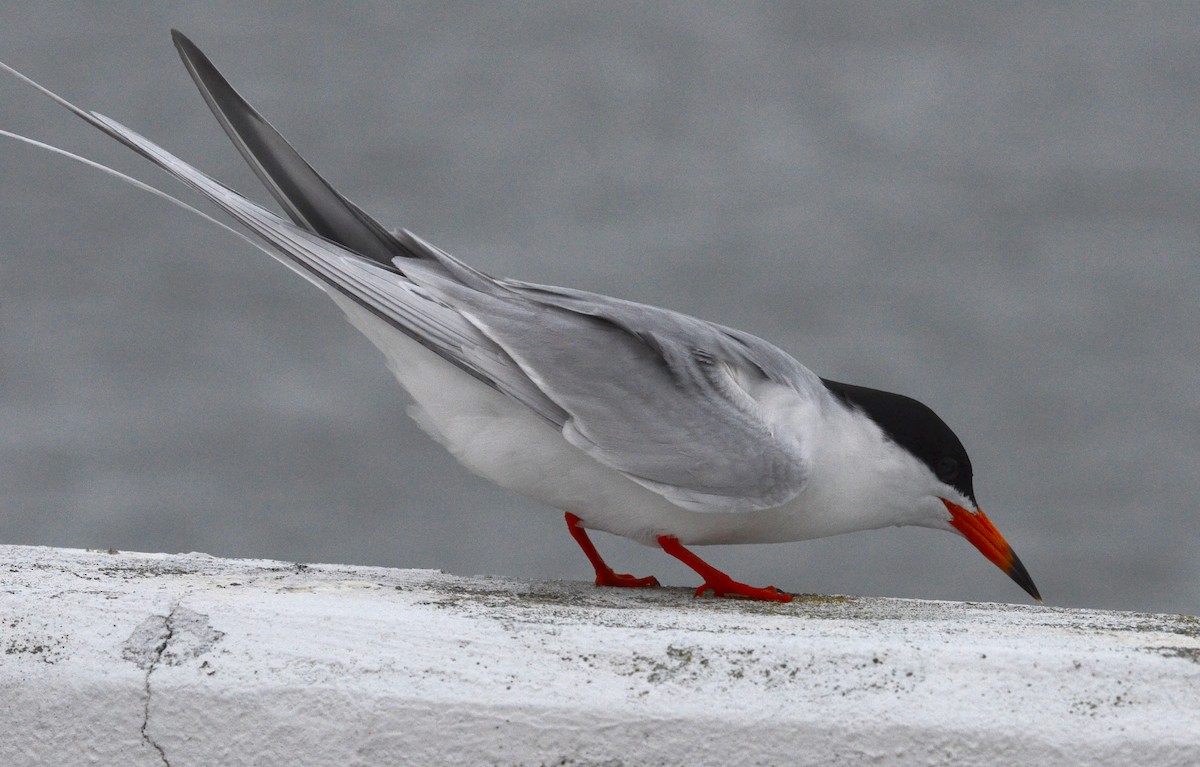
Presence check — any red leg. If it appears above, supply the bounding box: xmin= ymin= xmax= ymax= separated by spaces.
xmin=564 ymin=513 xmax=659 ymax=588
xmin=657 ymin=535 xmax=792 ymax=603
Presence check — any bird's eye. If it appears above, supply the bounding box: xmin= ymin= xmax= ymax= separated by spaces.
xmin=935 ymin=457 xmax=959 ymax=482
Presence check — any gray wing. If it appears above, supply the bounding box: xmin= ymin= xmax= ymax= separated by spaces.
xmin=398 ymin=247 xmax=815 ymax=513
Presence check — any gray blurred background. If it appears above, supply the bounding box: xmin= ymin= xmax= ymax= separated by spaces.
xmin=2 ymin=2 xmax=1196 ymax=615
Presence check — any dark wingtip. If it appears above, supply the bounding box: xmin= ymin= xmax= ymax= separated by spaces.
xmin=170 ymin=29 xmax=198 ymax=59
xmin=166 ymin=28 xmax=419 ymax=268
xmin=1006 ymin=550 xmax=1042 ymax=602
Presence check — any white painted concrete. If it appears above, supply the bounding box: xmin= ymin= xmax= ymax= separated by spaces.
xmin=1 ymin=544 xmax=1197 ymax=766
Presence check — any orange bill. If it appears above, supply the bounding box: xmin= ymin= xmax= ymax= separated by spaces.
xmin=942 ymin=498 xmax=1042 ymax=601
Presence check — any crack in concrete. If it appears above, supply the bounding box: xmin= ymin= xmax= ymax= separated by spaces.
xmin=121 ymin=602 xmax=225 ymax=766
xmin=140 ymin=603 xmax=176 ymax=767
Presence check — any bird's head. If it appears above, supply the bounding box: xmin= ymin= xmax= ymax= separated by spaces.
xmin=822 ymin=379 xmax=1041 ymax=602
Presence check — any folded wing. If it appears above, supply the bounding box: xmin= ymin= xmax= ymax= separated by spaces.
xmin=396 ymin=244 xmax=814 ymax=512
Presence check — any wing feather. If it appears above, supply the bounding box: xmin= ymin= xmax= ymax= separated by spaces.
xmin=402 ymin=267 xmax=814 ymax=513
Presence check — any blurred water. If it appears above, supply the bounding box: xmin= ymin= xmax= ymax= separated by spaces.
xmin=2 ymin=2 xmax=1197 ymax=614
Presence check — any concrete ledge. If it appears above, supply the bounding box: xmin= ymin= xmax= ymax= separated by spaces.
xmin=1 ymin=544 xmax=1198 ymax=766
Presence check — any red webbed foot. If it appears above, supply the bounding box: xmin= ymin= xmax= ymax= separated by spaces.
xmin=692 ymin=580 xmax=791 ymax=602
xmin=595 ymin=569 xmax=660 ymax=589
xmin=658 ymin=535 xmax=793 ymax=603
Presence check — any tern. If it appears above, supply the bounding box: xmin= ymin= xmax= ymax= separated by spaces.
xmin=2 ymin=32 xmax=1040 ymax=603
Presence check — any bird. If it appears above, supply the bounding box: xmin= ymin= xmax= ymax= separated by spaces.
xmin=1 ymin=31 xmax=1040 ymax=604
